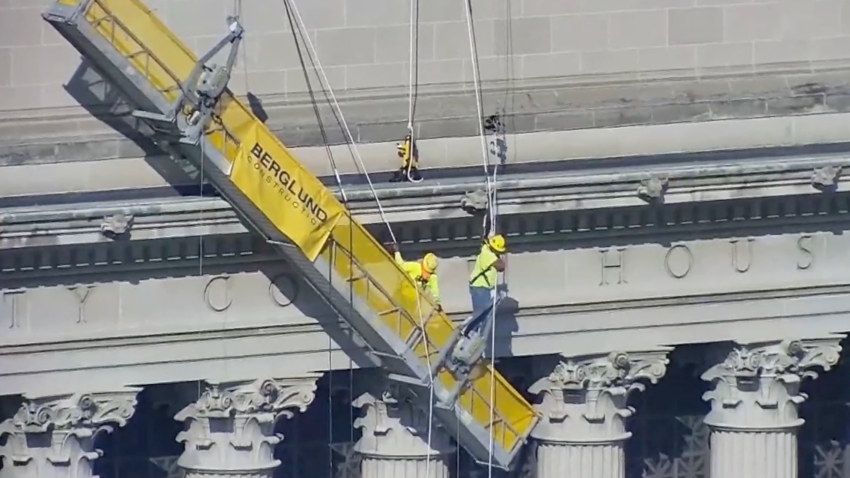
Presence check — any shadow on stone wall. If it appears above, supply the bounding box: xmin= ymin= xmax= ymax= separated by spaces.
xmin=63 ymin=60 xmax=202 ymax=196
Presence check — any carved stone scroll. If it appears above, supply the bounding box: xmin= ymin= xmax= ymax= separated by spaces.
xmin=701 ymin=338 xmax=844 ymax=478
xmin=0 ymin=388 xmax=140 ymax=478
xmin=174 ymin=376 xmax=319 ymax=478
xmin=528 ymin=350 xmax=670 ymax=478
xmin=353 ymin=382 xmax=453 ymax=478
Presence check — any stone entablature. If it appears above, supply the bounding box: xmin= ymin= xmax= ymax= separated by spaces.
xmin=2 ymin=227 xmax=849 ymax=341
xmin=3 ymin=220 xmax=850 ymax=395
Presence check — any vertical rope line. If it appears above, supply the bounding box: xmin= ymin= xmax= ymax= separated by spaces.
xmin=462 ymin=1 xmax=499 ymax=476
xmin=406 ymin=0 xmax=418 ymax=132
xmin=413 ymin=284 xmax=435 ymax=478
xmin=328 ymin=341 xmax=333 ymax=478
xmin=463 ymin=0 xmax=492 ymax=183
xmin=405 ymin=0 xmax=424 ymax=184
xmin=288 ymin=0 xmax=398 ymax=243
xmin=233 ymin=0 xmax=249 ymax=92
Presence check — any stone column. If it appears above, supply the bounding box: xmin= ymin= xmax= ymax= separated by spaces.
xmin=702 ymin=338 xmax=842 ymax=478
xmin=353 ymin=386 xmax=454 ymax=478
xmin=0 ymin=388 xmax=140 ymax=478
xmin=175 ymin=376 xmax=319 ymax=478
xmin=528 ymin=350 xmax=669 ymax=478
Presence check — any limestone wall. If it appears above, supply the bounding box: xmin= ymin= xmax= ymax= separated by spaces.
xmin=2 ymin=0 xmax=850 ymax=112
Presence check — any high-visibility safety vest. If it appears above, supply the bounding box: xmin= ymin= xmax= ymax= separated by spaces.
xmin=469 ymin=244 xmax=498 ymax=289
xmin=394 ymin=252 xmax=441 ymax=303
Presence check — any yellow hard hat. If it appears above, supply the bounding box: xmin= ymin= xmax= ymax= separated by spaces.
xmin=421 ymin=253 xmax=438 ymax=274
xmin=488 ymin=234 xmax=506 ymax=253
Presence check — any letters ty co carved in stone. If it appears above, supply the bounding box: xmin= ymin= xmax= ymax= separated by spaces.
xmin=68 ymin=285 xmax=95 ymax=324
xmin=203 ymin=273 xmax=300 ymax=312
xmin=2 ymin=289 xmax=25 ymax=329
xmin=268 ymin=274 xmax=298 ymax=307
xmin=204 ymin=275 xmax=233 ymax=312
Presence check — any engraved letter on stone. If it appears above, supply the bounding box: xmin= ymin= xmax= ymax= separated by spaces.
xmin=730 ymin=238 xmax=754 ymax=273
xmin=664 ymin=244 xmax=693 ymax=279
xmin=2 ymin=289 xmax=25 ymax=329
xmin=599 ymin=248 xmax=626 ymax=286
xmin=268 ymin=273 xmax=299 ymax=307
xmin=204 ymin=275 xmax=233 ymax=312
xmin=68 ymin=285 xmax=94 ymax=324
xmin=797 ymin=235 xmax=814 ymax=270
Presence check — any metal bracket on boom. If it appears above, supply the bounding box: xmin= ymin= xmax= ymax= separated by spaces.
xmin=132 ymin=16 xmax=244 ymax=145
xmin=433 ymin=293 xmax=505 ymax=410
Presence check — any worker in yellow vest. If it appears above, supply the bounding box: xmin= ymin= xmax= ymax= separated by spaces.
xmin=390 ymin=243 xmax=442 ymax=311
xmin=464 ymin=234 xmax=506 ymax=335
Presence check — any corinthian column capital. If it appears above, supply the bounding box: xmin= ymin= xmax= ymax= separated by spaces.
xmin=177 ymin=377 xmax=318 ymax=425
xmin=0 ymin=388 xmax=140 ymax=478
xmin=175 ymin=375 xmax=320 ymax=478
xmin=702 ymin=338 xmax=842 ymax=430
xmin=529 ymin=350 xmax=669 ymax=443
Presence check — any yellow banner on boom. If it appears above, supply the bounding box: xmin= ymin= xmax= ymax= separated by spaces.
xmin=230 ymin=124 xmax=345 ymax=260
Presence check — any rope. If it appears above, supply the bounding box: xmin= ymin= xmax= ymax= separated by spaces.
xmin=463 ymin=0 xmax=493 ymax=204
xmin=404 ymin=0 xmax=423 ymax=184
xmin=411 ymin=284 xmax=435 ymax=478
xmin=462 ymin=1 xmax=500 ymax=476
xmin=406 ymin=0 xmax=418 ymax=133
xmin=282 ymin=0 xmax=347 ymax=204
xmin=282 ymin=8 xmax=412 ymax=477
xmin=280 ymin=5 xmax=356 ymax=473
xmin=285 ymin=0 xmax=398 ymax=244
xmin=233 ymin=0 xmax=249 ymax=92
xmin=402 ymin=0 xmax=433 ymax=466
xmin=401 ymin=0 xmax=434 ymax=473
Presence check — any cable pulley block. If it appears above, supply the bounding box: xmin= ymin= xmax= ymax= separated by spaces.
xmin=391 ymin=134 xmax=422 ymax=182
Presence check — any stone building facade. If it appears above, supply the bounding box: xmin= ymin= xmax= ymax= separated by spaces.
xmin=4 ymin=341 xmax=850 ymax=478
xmin=5 ymin=1 xmax=850 ymax=478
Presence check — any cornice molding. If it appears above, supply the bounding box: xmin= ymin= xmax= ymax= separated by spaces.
xmin=2 ymin=190 xmax=850 ymax=280
xmin=2 ymin=152 xmax=849 ymax=252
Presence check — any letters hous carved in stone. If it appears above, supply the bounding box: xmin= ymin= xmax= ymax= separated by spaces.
xmin=174 ymin=377 xmax=319 ymax=478
xmin=701 ymin=338 xmax=843 ymax=431
xmin=529 ymin=351 xmax=670 ymax=444
xmin=352 ymin=389 xmax=453 ymax=459
xmin=0 ymin=389 xmax=140 ymax=478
